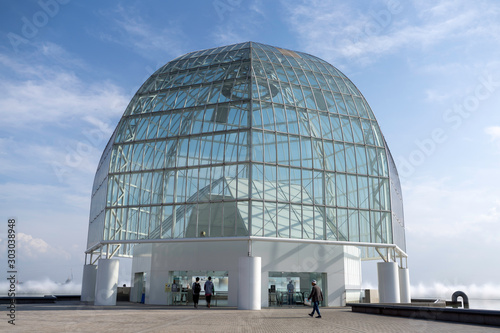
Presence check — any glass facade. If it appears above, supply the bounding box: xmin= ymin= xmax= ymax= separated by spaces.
xmin=87 ymin=42 xmax=405 ymax=256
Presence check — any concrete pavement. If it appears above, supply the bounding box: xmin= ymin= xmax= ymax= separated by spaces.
xmin=5 ymin=301 xmax=499 ymax=332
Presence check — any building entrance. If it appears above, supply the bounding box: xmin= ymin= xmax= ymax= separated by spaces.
xmin=268 ymin=272 xmax=326 ymax=307
xmin=169 ymin=270 xmax=228 ymax=306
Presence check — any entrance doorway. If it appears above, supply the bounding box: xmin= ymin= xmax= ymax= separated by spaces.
xmin=133 ymin=272 xmax=146 ymax=303
xmin=169 ymin=270 xmax=229 ymax=306
xmin=268 ymin=272 xmax=326 ymax=307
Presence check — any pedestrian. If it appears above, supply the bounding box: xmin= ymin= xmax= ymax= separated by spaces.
xmin=287 ymin=280 xmax=294 ymax=305
xmin=192 ymin=277 xmax=201 ymax=308
xmin=204 ymin=276 xmax=215 ymax=308
xmin=307 ymin=280 xmax=323 ymax=318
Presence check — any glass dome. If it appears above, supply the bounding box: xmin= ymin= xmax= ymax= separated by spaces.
xmin=86 ymin=42 xmax=405 ymax=256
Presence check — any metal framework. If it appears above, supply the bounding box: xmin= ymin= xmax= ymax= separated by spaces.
xmin=86 ymin=42 xmax=406 ymax=263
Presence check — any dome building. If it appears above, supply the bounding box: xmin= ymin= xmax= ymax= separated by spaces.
xmin=82 ymin=42 xmax=409 ymax=309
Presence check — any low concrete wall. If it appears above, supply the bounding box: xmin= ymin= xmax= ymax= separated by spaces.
xmin=348 ymin=303 xmax=500 ymax=327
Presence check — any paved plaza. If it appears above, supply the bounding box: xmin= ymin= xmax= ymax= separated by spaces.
xmin=5 ymin=302 xmax=499 ymax=332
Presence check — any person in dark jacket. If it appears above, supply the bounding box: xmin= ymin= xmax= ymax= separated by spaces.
xmin=192 ymin=277 xmax=201 ymax=308
xmin=307 ymin=280 xmax=323 ymax=318
xmin=204 ymin=276 xmax=214 ymax=308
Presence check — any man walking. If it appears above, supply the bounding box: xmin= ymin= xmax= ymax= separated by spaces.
xmin=192 ymin=277 xmax=201 ymax=308
xmin=307 ymin=280 xmax=323 ymax=318
xmin=204 ymin=276 xmax=214 ymax=308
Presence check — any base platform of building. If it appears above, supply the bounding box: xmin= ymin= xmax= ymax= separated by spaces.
xmin=6 ymin=300 xmax=500 ymax=332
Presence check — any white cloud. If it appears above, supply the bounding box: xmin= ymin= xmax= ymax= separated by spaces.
xmin=485 ymin=126 xmax=500 ymax=141
xmin=281 ymin=0 xmax=500 ymax=67
xmin=404 ymin=175 xmax=500 ymax=240
xmin=0 ymin=52 xmax=128 ymax=128
xmin=98 ymin=5 xmax=188 ymax=61
xmin=17 ymin=232 xmax=50 ymax=257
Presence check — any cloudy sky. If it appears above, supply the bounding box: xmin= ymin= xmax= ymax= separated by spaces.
xmin=1 ymin=0 xmax=500 ymax=299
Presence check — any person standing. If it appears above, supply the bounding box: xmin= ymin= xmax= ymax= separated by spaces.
xmin=204 ymin=276 xmax=214 ymax=308
xmin=307 ymin=280 xmax=323 ymax=318
xmin=287 ymin=280 xmax=295 ymax=305
xmin=192 ymin=277 xmax=201 ymax=308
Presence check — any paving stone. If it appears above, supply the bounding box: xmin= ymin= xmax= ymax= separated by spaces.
xmin=4 ymin=301 xmax=499 ymax=332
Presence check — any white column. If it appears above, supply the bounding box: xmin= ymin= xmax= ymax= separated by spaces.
xmin=238 ymin=256 xmax=261 ymax=310
xmin=95 ymin=259 xmax=119 ymax=306
xmin=399 ymin=268 xmax=411 ymax=303
xmin=377 ymin=262 xmax=400 ymax=303
xmin=80 ymin=264 xmax=97 ymax=302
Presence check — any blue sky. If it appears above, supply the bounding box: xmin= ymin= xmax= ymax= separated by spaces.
xmin=1 ymin=0 xmax=500 ymax=299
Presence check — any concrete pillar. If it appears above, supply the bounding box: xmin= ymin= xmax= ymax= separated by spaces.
xmin=80 ymin=264 xmax=97 ymax=302
xmin=95 ymin=259 xmax=119 ymax=306
xmin=377 ymin=262 xmax=400 ymax=303
xmin=399 ymin=268 xmax=411 ymax=303
xmin=238 ymin=256 xmax=261 ymax=310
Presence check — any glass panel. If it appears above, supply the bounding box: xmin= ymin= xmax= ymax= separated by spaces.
xmin=308 ymin=110 xmax=321 ymax=138
xmin=323 ymin=141 xmax=335 ymax=171
xmin=351 ymin=118 xmax=364 ymax=144
xmin=347 ymin=175 xmax=358 ymax=208
xmin=361 ymin=119 xmax=375 ymax=145
xmin=277 ymin=203 xmax=290 ymax=238
xmin=345 ymin=144 xmax=356 ymax=173
xmin=301 ymin=137 xmax=313 ymax=168
xmin=358 ymin=176 xmax=369 ymax=209
xmin=334 ymin=142 xmax=346 ymax=172
xmin=303 ymin=87 xmax=316 ymax=110
xmin=359 ymin=210 xmax=370 ymax=242
xmin=355 ymin=145 xmax=368 ymax=175
xmin=330 ymin=114 xmax=343 ymax=141
xmin=277 ymin=166 xmax=289 ymax=200
xmin=323 ymin=91 xmax=338 ymax=113
xmin=341 ymin=116 xmax=354 ymax=142
xmin=274 ymin=105 xmax=287 ymax=132
xmin=289 ymin=135 xmax=301 ymax=167
xmin=276 ymin=134 xmax=289 ymax=164
xmin=292 ymin=85 xmax=305 ymax=107
xmin=264 ymin=133 xmax=277 ymax=164
xmin=252 ymin=131 xmax=264 ymax=163
xmin=326 ymin=207 xmax=336 ymax=240
xmin=337 ymin=208 xmax=348 ymax=241
xmin=252 ymin=102 xmax=263 ymax=128
xmin=367 ymin=146 xmax=379 ymax=176
xmin=369 ymin=177 xmax=380 ymax=210
xmin=140 ymin=172 xmax=152 ymax=205
xmin=319 ymin=112 xmax=332 ymax=140
xmin=344 ymin=95 xmax=358 ymax=117
xmin=263 ymin=201 xmax=277 ymax=237
xmin=348 ymin=210 xmax=359 ymax=242
xmin=313 ymin=171 xmax=323 ymax=205
xmin=302 ymin=169 xmax=313 ymax=204
xmin=380 ymin=178 xmax=390 ymax=210
xmin=261 ymin=102 xmax=275 ymax=130
xmin=334 ymin=93 xmax=348 ymax=115
xmin=286 ymin=107 xmax=299 ymax=135
xmin=128 ymin=173 xmax=141 ymax=206
xmin=225 ymin=132 xmax=239 ymax=163
xmin=336 ymin=173 xmax=347 ymax=207
xmin=251 ymin=201 xmax=264 ymax=236
xmin=290 ymin=168 xmax=301 ymax=203
xmin=325 ymin=172 xmax=335 ymax=206
xmin=354 ymin=96 xmax=369 ymax=118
